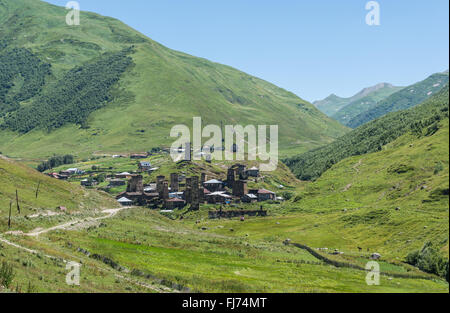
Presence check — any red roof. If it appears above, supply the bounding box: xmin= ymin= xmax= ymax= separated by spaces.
xmin=203 ymin=188 xmax=211 ymax=194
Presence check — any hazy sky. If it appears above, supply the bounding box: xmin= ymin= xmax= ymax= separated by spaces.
xmin=45 ymin=0 xmax=449 ymax=102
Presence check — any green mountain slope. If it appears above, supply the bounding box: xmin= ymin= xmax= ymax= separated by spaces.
xmin=347 ymin=72 xmax=449 ymax=128
xmin=332 ymin=84 xmax=404 ymax=125
xmin=291 ymin=118 xmax=449 ymax=260
xmin=0 ymin=155 xmax=117 ymax=231
xmin=284 ymin=84 xmax=449 ymax=181
xmin=313 ymin=94 xmax=350 ymax=116
xmin=0 ymin=0 xmax=348 ymax=158
xmin=314 ymin=83 xmax=400 ymax=117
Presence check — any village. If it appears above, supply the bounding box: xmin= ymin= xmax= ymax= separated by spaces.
xmin=44 ymin=148 xmax=285 ymax=220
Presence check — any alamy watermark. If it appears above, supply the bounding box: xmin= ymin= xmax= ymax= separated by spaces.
xmin=66 ymin=261 xmax=81 ymax=286
xmin=365 ymin=261 xmax=380 ymax=286
xmin=66 ymin=1 xmax=80 ymax=26
xmin=366 ymin=1 xmax=380 ymax=26
xmin=170 ymin=117 xmax=278 ymax=171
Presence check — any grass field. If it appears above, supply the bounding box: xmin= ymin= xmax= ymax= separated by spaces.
xmin=2 ymin=208 xmax=447 ymax=293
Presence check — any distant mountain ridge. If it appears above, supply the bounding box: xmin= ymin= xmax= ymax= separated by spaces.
xmin=285 ymin=84 xmax=449 ymax=181
xmin=347 ymin=72 xmax=449 ymax=128
xmin=314 ymin=83 xmax=401 ymax=117
xmin=332 ymin=84 xmax=404 ymax=125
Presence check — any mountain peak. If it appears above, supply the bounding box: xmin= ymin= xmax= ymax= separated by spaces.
xmin=355 ymin=82 xmax=395 ymax=99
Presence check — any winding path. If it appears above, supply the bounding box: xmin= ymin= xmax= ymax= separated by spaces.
xmin=0 ymin=206 xmax=175 ymax=293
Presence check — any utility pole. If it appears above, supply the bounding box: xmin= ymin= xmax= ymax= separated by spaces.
xmin=8 ymin=200 xmax=12 ymax=229
xmin=16 ymin=189 xmax=20 ymax=214
xmin=35 ymin=181 xmax=41 ymax=199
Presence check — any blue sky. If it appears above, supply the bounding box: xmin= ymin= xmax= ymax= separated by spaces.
xmin=45 ymin=0 xmax=449 ymax=102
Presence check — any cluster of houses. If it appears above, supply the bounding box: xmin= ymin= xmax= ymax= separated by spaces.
xmin=45 ymin=150 xmax=280 ymax=215
xmin=47 ymin=168 xmax=85 ymax=180
xmin=115 ymin=164 xmax=279 ymax=210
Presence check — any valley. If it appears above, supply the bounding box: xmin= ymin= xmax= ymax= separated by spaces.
xmin=0 ymin=0 xmax=448 ymax=295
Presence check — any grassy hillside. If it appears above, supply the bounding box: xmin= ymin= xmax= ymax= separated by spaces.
xmin=0 ymin=155 xmax=117 ymax=232
xmin=285 ymin=84 xmax=449 ymax=181
xmin=348 ymin=72 xmax=449 ymax=128
xmin=314 ymin=94 xmax=350 ymax=116
xmin=314 ymin=83 xmax=400 ymax=117
xmin=332 ymin=85 xmax=404 ymax=125
xmin=201 ymin=119 xmax=449 ymax=279
xmin=1 ymin=206 xmax=447 ymax=293
xmin=290 ymin=118 xmax=449 ymax=258
xmin=0 ymin=0 xmax=348 ymax=159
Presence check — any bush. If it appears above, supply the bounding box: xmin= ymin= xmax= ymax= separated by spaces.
xmin=0 ymin=261 xmax=15 ymax=289
xmin=406 ymin=241 xmax=449 ymax=281
xmin=434 ymin=162 xmax=444 ymax=174
xmin=37 ymin=154 xmax=75 ymax=172
xmin=96 ymin=173 xmax=106 ymax=183
xmin=281 ymin=191 xmax=294 ymax=201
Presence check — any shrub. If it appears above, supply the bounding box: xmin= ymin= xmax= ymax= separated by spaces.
xmin=281 ymin=191 xmax=294 ymax=201
xmin=406 ymin=241 xmax=449 ymax=281
xmin=434 ymin=162 xmax=444 ymax=174
xmin=37 ymin=154 xmax=75 ymax=172
xmin=0 ymin=261 xmax=15 ymax=289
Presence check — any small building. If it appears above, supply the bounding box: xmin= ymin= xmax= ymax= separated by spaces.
xmin=203 ymin=179 xmax=224 ymax=192
xmin=144 ymin=183 xmax=157 ymax=192
xmin=164 ymin=198 xmax=186 ymax=210
xmin=115 ymin=172 xmax=132 ymax=179
xmin=67 ymin=168 xmax=84 ymax=175
xmin=47 ymin=172 xmax=66 ymax=180
xmin=205 ymin=191 xmax=232 ymax=204
xmin=138 ymin=161 xmax=152 ymax=172
xmin=130 ymin=153 xmax=148 ymax=159
xmin=108 ymin=179 xmax=126 ymax=187
xmin=246 ymin=166 xmax=259 ymax=177
xmin=60 ymin=168 xmax=83 ymax=176
xmin=257 ymin=189 xmax=276 ymax=202
xmin=169 ymin=192 xmax=184 ymax=199
xmin=371 ymin=253 xmax=382 ymax=260
xmin=242 ymin=193 xmax=258 ymax=203
xmin=81 ymin=179 xmax=98 ymax=187
xmin=117 ymin=197 xmax=133 ymax=206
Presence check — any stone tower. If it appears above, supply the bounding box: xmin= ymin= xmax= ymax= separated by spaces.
xmin=185 ymin=177 xmax=192 ymax=203
xmin=162 ymin=180 xmax=169 ymax=200
xmin=227 ymin=167 xmax=235 ymax=188
xmin=232 ymin=180 xmax=247 ymax=197
xmin=156 ymin=175 xmax=165 ymax=197
xmin=191 ymin=176 xmax=200 ymax=211
xmin=127 ymin=175 xmax=143 ymax=193
xmin=170 ymin=173 xmax=179 ymax=192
